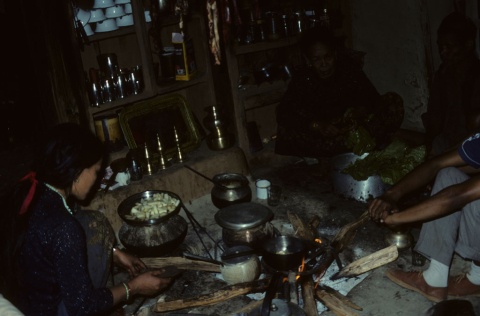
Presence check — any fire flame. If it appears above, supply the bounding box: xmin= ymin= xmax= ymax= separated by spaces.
xmin=314 ymin=270 xmax=326 ymax=289
xmin=296 ymin=257 xmax=305 ymax=280
xmin=315 ymin=238 xmax=322 ymax=244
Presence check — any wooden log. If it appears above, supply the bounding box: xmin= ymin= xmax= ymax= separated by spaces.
xmin=309 ymin=215 xmax=321 ymax=231
xmin=336 ymin=245 xmax=398 ymax=279
xmin=153 ymin=279 xmax=270 ymax=312
xmin=141 ymin=257 xmax=221 ymax=273
xmin=287 ymin=210 xmax=315 ymax=241
xmin=321 ymin=285 xmax=362 ymax=311
xmin=316 ymin=289 xmax=359 ymax=316
xmin=227 ymin=299 xmax=264 ymax=315
xmin=288 ymin=271 xmax=299 ymax=305
xmin=331 ymin=211 xmax=370 ymax=253
xmin=300 ymin=278 xmax=318 ymax=316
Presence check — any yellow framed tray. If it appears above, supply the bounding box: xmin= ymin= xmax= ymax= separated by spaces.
xmin=119 ymin=94 xmax=201 ymax=159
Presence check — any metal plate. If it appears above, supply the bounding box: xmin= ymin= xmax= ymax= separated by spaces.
xmin=118 ymin=190 xmax=182 ymax=226
xmin=214 ymin=202 xmax=273 ymax=230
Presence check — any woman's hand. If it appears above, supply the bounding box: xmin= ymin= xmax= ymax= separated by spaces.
xmin=113 ymin=248 xmax=147 ymax=279
xmin=128 ymin=270 xmax=172 ymax=296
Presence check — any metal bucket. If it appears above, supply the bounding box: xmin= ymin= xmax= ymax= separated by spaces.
xmin=330 ymin=152 xmax=391 ymax=202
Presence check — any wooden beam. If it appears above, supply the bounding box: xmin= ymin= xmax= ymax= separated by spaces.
xmin=331 ymin=211 xmax=370 ymax=253
xmin=300 ymin=278 xmax=318 ymax=316
xmin=316 ymin=289 xmax=359 ymax=316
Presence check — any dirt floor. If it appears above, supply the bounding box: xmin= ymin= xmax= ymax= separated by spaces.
xmin=1 ymin=145 xmax=479 ymax=315
xmin=116 ymin=156 xmax=479 ymax=316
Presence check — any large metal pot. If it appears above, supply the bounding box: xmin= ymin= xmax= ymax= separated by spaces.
xmin=330 ymin=152 xmax=391 ymax=202
xmin=211 ymin=173 xmax=252 ymax=208
xmin=262 ymin=236 xmax=306 ymax=271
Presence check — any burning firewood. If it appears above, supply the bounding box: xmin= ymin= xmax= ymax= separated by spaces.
xmin=318 ymin=285 xmax=362 ymax=311
xmin=141 ymin=257 xmax=221 ymax=272
xmin=153 ymin=279 xmax=270 ymax=312
xmin=315 ymin=289 xmax=360 ymax=316
xmin=332 ymin=244 xmax=398 ymax=280
xmin=300 ymin=278 xmax=318 ymax=316
xmin=331 ymin=211 xmax=370 ymax=253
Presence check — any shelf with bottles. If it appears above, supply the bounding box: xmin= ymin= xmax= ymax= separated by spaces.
xmin=89 ymin=90 xmax=155 ymax=116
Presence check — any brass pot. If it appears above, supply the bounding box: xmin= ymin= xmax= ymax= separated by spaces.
xmin=384 ymin=230 xmax=414 ymax=251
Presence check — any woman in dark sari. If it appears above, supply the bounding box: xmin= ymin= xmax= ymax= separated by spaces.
xmin=275 ymin=26 xmax=403 ymax=158
xmin=0 ymin=123 xmax=171 ymax=316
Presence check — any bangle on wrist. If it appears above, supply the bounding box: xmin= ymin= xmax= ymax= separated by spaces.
xmin=122 ymin=282 xmax=131 ymax=301
xmin=113 ymin=247 xmax=117 ymax=253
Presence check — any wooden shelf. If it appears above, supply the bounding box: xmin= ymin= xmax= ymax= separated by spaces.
xmin=156 ymin=71 xmax=208 ymax=94
xmin=89 ymin=91 xmax=154 ymax=115
xmin=87 ymin=26 xmax=137 ymax=42
xmin=234 ymin=36 xmax=299 ymax=55
xmin=239 ymin=80 xmax=288 ymax=98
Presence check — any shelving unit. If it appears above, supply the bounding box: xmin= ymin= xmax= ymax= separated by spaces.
xmin=79 ymin=1 xmax=216 ymax=133
xmin=226 ymin=1 xmax=353 ymax=161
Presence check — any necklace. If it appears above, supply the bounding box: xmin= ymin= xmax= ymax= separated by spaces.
xmin=45 ymin=183 xmax=73 ymax=216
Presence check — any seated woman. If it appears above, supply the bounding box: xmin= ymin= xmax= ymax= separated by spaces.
xmin=275 ymin=26 xmax=403 ymax=158
xmin=0 ymin=123 xmax=171 ymax=316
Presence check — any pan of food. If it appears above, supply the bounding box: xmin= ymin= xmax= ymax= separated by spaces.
xmin=118 ymin=190 xmax=182 ymax=226
xmin=262 ymin=236 xmax=306 ymax=271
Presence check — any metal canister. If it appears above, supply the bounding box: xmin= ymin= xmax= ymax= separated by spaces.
xmin=267 ymin=12 xmax=281 ymax=40
xmin=281 ymin=14 xmax=291 ymax=37
xmin=94 ymin=114 xmax=125 ymax=153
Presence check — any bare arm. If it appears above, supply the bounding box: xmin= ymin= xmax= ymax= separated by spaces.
xmin=369 ymin=149 xmax=467 ymax=220
xmin=385 ymin=175 xmax=480 ymax=225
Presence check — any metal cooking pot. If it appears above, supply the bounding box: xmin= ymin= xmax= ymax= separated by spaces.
xmin=262 ymin=236 xmax=306 ymax=271
xmin=211 ymin=173 xmax=252 ymax=208
xmin=330 ymin=152 xmax=391 ymax=202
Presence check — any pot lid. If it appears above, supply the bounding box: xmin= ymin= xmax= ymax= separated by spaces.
xmin=215 ymin=202 xmax=273 ymax=230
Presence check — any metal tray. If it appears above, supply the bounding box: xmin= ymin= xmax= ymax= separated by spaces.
xmin=118 ymin=190 xmax=182 ymax=226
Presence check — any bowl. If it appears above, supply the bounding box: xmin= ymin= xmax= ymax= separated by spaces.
xmin=105 ymin=5 xmax=125 ymax=18
xmin=84 ymin=23 xmax=95 ymax=36
xmin=95 ymin=18 xmax=119 ymax=32
xmin=75 ymin=8 xmax=91 ymax=26
xmin=93 ymin=0 xmax=115 ymax=8
xmin=116 ymin=14 xmax=134 ymax=26
xmin=118 ymin=190 xmax=182 ymax=226
xmin=145 ymin=10 xmax=152 ymax=22
xmin=262 ymin=236 xmax=306 ymax=271
xmin=90 ymin=9 xmax=106 ymax=23
xmin=124 ymin=3 xmax=132 ymax=13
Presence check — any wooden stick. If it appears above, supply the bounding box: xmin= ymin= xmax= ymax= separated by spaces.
xmin=153 ymin=279 xmax=270 ymax=312
xmin=141 ymin=257 xmax=221 ymax=273
xmin=300 ymin=278 xmax=318 ymax=316
xmin=321 ymin=285 xmax=362 ymax=311
xmin=309 ymin=215 xmax=321 ymax=231
xmin=336 ymin=245 xmax=398 ymax=279
xmin=316 ymin=289 xmax=359 ymax=316
xmin=331 ymin=211 xmax=370 ymax=253
xmin=227 ymin=299 xmax=264 ymax=315
xmin=288 ymin=271 xmax=298 ymax=305
xmin=287 ymin=210 xmax=315 ymax=241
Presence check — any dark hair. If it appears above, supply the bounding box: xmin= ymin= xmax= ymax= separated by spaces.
xmin=299 ymin=25 xmax=338 ymax=55
xmin=438 ymin=12 xmax=477 ymax=44
xmin=0 ymin=123 xmax=104 ymax=302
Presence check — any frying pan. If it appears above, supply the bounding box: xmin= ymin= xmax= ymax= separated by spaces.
xmin=262 ymin=236 xmax=306 ymax=271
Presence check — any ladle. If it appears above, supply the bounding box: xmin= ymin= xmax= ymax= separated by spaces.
xmin=184 ymin=165 xmax=229 ymax=190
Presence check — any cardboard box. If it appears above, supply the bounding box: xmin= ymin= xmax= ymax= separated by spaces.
xmin=172 ymin=32 xmax=198 ymax=81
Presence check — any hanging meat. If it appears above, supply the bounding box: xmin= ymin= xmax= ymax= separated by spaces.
xmin=175 ymin=0 xmax=189 ymax=35
xmin=207 ymin=0 xmax=221 ymax=65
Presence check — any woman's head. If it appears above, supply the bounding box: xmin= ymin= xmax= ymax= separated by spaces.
xmin=437 ymin=12 xmax=476 ymax=65
xmin=300 ymin=26 xmax=338 ymax=79
xmin=33 ymin=123 xmax=104 ymax=200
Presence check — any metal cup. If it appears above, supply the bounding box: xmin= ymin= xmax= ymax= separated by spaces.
xmin=114 ymin=73 xmax=128 ymax=99
xmin=101 ymin=77 xmax=116 ymax=103
xmin=97 ymin=53 xmax=119 ymax=80
xmin=88 ymin=82 xmax=103 ymax=107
